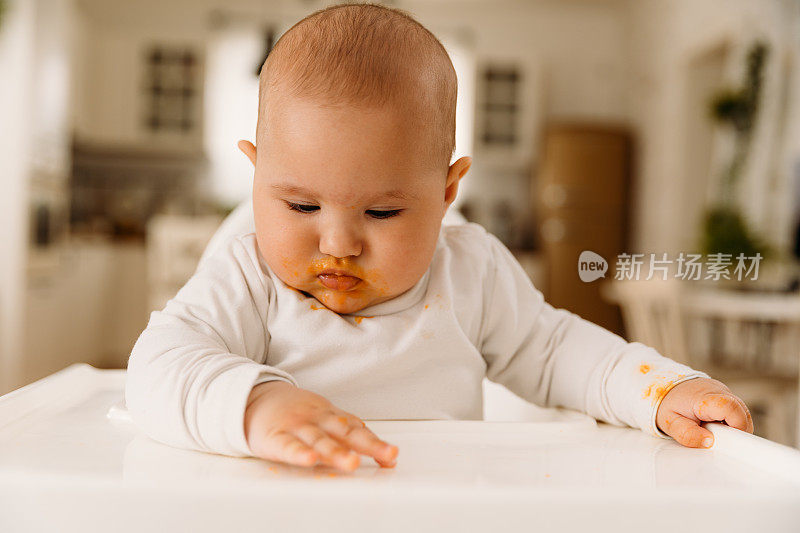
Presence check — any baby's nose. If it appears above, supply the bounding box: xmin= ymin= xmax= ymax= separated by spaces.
xmin=318 ymin=223 xmax=363 ymax=258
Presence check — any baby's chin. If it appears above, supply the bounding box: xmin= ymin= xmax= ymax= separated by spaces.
xmin=309 ymin=288 xmax=387 ymax=315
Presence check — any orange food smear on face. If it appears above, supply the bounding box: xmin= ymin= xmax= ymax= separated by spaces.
xmin=639 ymin=364 xmax=651 ymax=374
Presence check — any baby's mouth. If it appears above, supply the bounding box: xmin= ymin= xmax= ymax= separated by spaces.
xmin=317 ymin=271 xmax=361 ymax=291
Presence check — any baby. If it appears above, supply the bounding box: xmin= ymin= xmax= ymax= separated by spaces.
xmin=126 ymin=2 xmax=753 ymax=472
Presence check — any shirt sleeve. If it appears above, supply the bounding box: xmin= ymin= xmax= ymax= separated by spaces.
xmin=125 ymin=235 xmax=298 ymax=457
xmin=478 ymin=233 xmax=708 ymax=438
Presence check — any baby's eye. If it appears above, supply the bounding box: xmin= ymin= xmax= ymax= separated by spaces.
xmin=366 ymin=209 xmax=402 ymax=219
xmin=285 ymin=202 xmax=400 ymax=219
xmin=286 ymin=202 xmax=320 ymax=214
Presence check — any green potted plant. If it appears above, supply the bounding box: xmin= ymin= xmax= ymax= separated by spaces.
xmin=701 ymin=42 xmax=772 ymax=265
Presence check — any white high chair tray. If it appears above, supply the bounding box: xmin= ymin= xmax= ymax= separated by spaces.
xmin=0 ymin=364 xmax=798 ymax=533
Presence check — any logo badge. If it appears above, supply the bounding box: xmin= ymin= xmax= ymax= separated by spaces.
xmin=578 ymin=251 xmax=608 ymax=282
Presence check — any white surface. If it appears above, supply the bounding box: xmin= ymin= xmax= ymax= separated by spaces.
xmin=1 ymin=364 xmax=800 ymax=533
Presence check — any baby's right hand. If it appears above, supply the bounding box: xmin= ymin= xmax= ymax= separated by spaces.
xmin=244 ymin=381 xmax=399 ymax=472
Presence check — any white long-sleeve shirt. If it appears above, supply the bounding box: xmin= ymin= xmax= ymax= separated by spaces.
xmin=125 ymin=222 xmax=708 ymax=457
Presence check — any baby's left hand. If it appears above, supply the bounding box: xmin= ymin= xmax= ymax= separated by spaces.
xmin=656 ymin=377 xmax=754 ymax=448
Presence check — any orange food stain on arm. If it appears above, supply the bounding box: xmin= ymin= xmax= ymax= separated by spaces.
xmin=653 ymin=385 xmax=670 ymax=403
xmin=642 ymin=374 xmax=687 ymax=403
xmin=642 ymin=384 xmax=654 ymax=399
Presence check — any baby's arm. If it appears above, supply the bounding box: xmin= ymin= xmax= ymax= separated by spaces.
xmin=126 ymin=236 xmax=396 ymax=468
xmin=477 ymin=233 xmax=748 ymax=442
xmin=126 ymin=236 xmax=294 ymax=456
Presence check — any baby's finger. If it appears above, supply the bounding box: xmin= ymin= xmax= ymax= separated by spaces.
xmin=257 ymin=430 xmax=319 ymax=467
xmin=693 ymin=393 xmax=751 ymax=432
xmin=337 ymin=425 xmax=399 ymax=466
xmin=294 ymin=424 xmax=360 ymax=472
xmin=318 ymin=412 xmax=366 ymax=438
xmin=732 ymin=396 xmax=755 ymax=433
xmin=661 ymin=412 xmax=715 ymax=448
xmin=319 ymin=412 xmax=398 ymax=466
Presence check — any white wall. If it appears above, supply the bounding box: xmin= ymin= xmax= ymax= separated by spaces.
xmin=0 ymin=0 xmax=35 ymax=395
xmin=0 ymin=0 xmax=92 ymax=394
xmin=626 ymin=0 xmax=800 ymax=255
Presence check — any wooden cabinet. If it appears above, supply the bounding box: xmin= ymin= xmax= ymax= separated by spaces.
xmin=535 ymin=124 xmax=631 ymax=335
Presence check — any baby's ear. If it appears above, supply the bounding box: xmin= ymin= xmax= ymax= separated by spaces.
xmin=444 ymin=156 xmax=472 ymax=207
xmin=238 ymin=140 xmax=257 ymax=167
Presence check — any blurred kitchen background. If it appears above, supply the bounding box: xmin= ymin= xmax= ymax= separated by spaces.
xmin=4 ymin=0 xmax=800 ymax=446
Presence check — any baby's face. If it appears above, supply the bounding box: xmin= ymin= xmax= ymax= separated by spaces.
xmin=250 ymin=98 xmax=464 ymax=315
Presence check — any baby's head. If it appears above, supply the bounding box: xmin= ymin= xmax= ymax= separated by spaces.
xmin=240 ymin=2 xmax=471 ymax=315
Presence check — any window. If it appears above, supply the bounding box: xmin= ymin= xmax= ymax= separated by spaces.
xmin=144 ymin=46 xmax=200 ymax=133
xmin=479 ymin=66 xmax=520 ymax=146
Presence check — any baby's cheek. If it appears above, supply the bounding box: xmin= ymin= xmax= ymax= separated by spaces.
xmin=262 ymin=249 xmax=307 ymax=288
xmin=279 ymin=256 xmax=304 ymax=280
